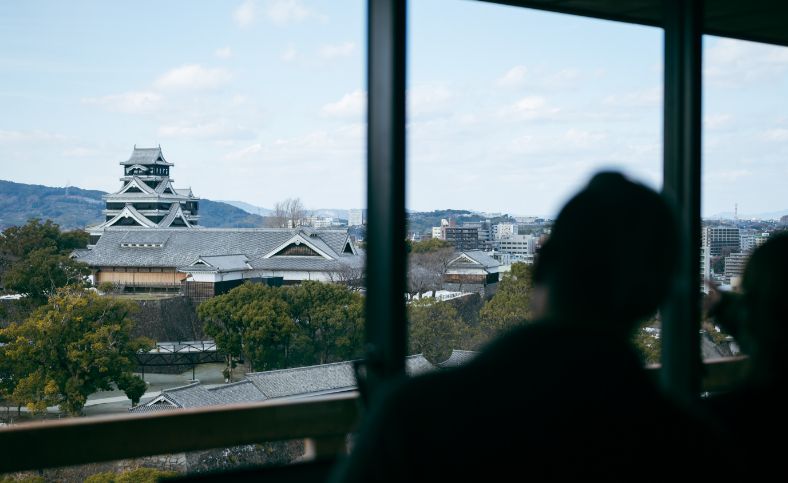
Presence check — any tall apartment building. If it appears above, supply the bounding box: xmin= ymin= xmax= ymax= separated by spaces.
xmin=724 ymin=251 xmax=749 ymax=283
xmin=442 ymin=226 xmax=479 ymax=250
xmin=700 ymin=245 xmax=711 ymax=292
xmin=493 ymin=223 xmax=515 ymax=240
xmin=703 ymin=225 xmax=741 ymax=256
xmin=348 ymin=209 xmax=363 ymax=226
xmin=462 ymin=221 xmax=492 ymax=249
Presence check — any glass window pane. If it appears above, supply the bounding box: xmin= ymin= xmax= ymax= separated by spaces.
xmin=701 ymin=35 xmax=788 ymax=362
xmin=0 ymin=0 xmax=365 ymax=460
xmin=406 ymin=0 xmax=663 ymax=366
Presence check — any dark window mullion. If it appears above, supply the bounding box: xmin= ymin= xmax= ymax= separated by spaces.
xmin=661 ymin=0 xmax=703 ymax=405
xmin=365 ymin=0 xmax=408 ymax=399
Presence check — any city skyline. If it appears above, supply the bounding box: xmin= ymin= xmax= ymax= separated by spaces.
xmin=1 ymin=0 xmax=787 ymax=217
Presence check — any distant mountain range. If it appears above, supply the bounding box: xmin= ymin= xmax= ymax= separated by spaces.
xmin=221 ymin=200 xmax=273 ymax=216
xmin=706 ymin=209 xmax=788 ymax=221
xmin=0 ymin=180 xmax=267 ymax=230
xmin=219 ymin=201 xmax=361 ymax=221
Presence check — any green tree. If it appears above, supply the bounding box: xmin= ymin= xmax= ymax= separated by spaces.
xmin=84 ymin=467 xmax=177 ymax=483
xmin=478 ymin=262 xmax=534 ymax=344
xmin=0 ymin=219 xmax=90 ymax=304
xmin=409 ymin=238 xmax=453 ymax=254
xmin=199 ymin=281 xmax=365 ymax=374
xmin=199 ymin=283 xmax=296 ymax=376
xmin=633 ymin=319 xmax=661 ymax=365
xmin=117 ymin=374 xmax=147 ymax=407
xmin=3 ymin=247 xmax=90 ymax=302
xmin=0 ymin=219 xmax=61 ymax=259
xmin=286 ymin=281 xmax=365 ymax=365
xmin=0 ymin=288 xmax=152 ymax=415
xmin=408 ymin=298 xmax=467 ymax=364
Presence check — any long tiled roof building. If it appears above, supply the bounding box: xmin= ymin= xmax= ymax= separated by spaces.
xmin=76 ymin=227 xmax=363 ymax=300
xmin=131 ymin=355 xmax=441 ymax=412
xmin=76 ymin=147 xmax=363 ymax=299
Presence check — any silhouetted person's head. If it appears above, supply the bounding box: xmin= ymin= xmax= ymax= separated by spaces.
xmin=534 ymin=172 xmax=678 ymax=334
xmin=740 ymin=233 xmax=788 ymax=383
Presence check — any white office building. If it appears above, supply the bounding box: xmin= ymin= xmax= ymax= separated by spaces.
xmin=348 ymin=209 xmax=364 ymax=227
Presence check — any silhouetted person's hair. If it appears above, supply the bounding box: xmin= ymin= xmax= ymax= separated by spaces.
xmin=740 ymin=233 xmax=788 ymax=383
xmin=535 ymin=172 xmax=678 ymax=332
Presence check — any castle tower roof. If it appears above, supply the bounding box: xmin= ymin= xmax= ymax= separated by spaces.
xmin=120 ymin=146 xmax=174 ymax=166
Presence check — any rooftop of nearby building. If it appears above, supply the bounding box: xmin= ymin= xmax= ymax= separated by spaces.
xmin=77 ymin=228 xmax=361 ymax=270
xmin=131 ymin=354 xmax=447 ymax=412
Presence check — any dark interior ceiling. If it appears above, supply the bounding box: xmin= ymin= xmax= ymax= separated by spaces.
xmin=479 ymin=0 xmax=788 ymax=47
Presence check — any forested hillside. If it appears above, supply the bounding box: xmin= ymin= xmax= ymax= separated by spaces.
xmin=0 ymin=180 xmax=266 ymax=229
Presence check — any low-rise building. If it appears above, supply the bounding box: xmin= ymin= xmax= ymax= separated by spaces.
xmin=75 ymin=227 xmax=363 ymax=302
xmin=131 ymin=355 xmax=438 ymax=412
xmin=443 ymin=250 xmax=501 ymax=296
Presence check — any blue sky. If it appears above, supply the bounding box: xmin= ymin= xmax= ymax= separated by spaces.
xmin=1 ymin=0 xmax=787 ymax=218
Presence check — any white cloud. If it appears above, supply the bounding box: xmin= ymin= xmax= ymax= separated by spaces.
xmin=0 ymin=129 xmax=67 ymax=143
xmin=281 ymin=44 xmax=298 ymax=62
xmin=563 ymin=128 xmax=607 ymax=147
xmin=704 ymin=114 xmax=733 ymax=130
xmin=705 ymin=38 xmax=788 ymax=87
xmin=763 ymin=128 xmax=788 ymax=141
xmin=62 ymin=147 xmax=100 ymax=157
xmin=496 ymin=66 xmax=586 ymax=90
xmin=603 ymin=87 xmax=661 ymax=107
xmin=496 ymin=65 xmax=527 ymax=88
xmin=154 ymin=64 xmax=232 ymax=90
xmin=264 ymin=0 xmax=315 ymax=25
xmin=82 ymin=91 xmax=163 ymax=113
xmin=546 ymin=68 xmax=581 ymax=85
xmin=513 ymin=96 xmax=546 ymax=110
xmin=215 ymin=47 xmax=233 ymax=59
xmin=223 ymin=124 xmax=364 ymax=164
xmin=408 ymin=84 xmax=453 ymax=118
xmin=706 ymin=168 xmax=752 ymax=183
xmin=230 ymin=94 xmax=248 ymax=106
xmin=319 ymin=42 xmax=355 ymax=61
xmin=233 ymin=0 xmax=256 ymax=27
xmin=224 ymin=143 xmax=263 ymax=160
xmin=321 ymin=90 xmax=366 ymax=118
xmin=158 ymin=120 xmax=253 ymax=140
xmin=500 ymin=96 xmax=560 ymax=121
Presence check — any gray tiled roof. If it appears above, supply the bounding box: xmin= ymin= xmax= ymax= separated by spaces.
xmin=128 ymin=402 xmax=179 ymax=413
xmin=437 ymin=350 xmax=478 ymax=368
xmin=246 ymin=361 xmax=357 ymax=399
xmin=105 ymin=191 xmax=192 ymax=201
xmin=454 ymin=251 xmax=501 ymax=269
xmin=71 ymin=248 xmax=91 ymax=259
xmin=79 ymin=228 xmax=358 ymax=269
xmin=157 ymin=203 xmax=190 ymax=228
xmin=247 ymin=255 xmax=363 ymax=272
xmin=156 ymin=380 xmax=267 ymax=408
xmin=405 ymin=354 xmax=436 ymax=376
xmin=204 ymin=380 xmax=268 ymax=404
xmin=121 ymin=147 xmax=173 ymax=166
xmin=120 ymin=231 xmax=172 ymax=244
xmin=188 ymin=254 xmax=250 ymax=272
xmin=200 ymin=255 xmax=249 ymax=270
xmin=132 ymin=355 xmax=441 ymax=411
